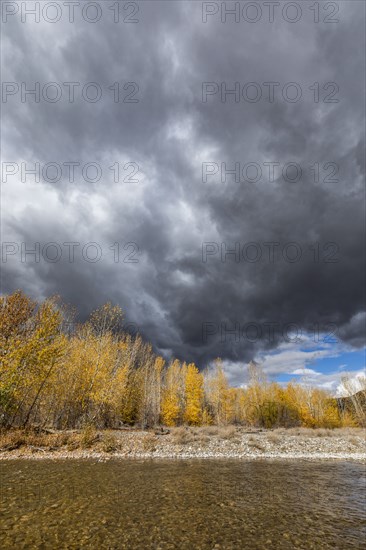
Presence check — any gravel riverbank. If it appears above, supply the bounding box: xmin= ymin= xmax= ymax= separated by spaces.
xmin=0 ymin=427 xmax=365 ymax=461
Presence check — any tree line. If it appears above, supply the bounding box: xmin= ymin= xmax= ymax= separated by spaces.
xmin=1 ymin=291 xmax=364 ymax=430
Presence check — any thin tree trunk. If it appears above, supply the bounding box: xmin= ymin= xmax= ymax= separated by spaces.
xmin=23 ymin=360 xmax=55 ymax=428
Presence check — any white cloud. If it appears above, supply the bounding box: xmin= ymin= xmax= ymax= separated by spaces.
xmin=217 ymin=335 xmax=365 ymax=396
xmin=291 ymin=368 xmax=320 ymax=376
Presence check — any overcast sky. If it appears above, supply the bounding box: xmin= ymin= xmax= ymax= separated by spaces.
xmin=1 ymin=1 xmax=365 ymax=392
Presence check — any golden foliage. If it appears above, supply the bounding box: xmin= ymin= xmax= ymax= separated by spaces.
xmin=0 ymin=291 xmax=362 ymax=430
xmin=184 ymin=363 xmax=204 ymax=425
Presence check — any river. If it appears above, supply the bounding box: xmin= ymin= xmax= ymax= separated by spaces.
xmin=1 ymin=459 xmax=365 ymax=548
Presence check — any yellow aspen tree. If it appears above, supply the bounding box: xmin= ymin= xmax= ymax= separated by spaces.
xmin=231 ymin=388 xmax=247 ymax=424
xmin=225 ymin=387 xmax=237 ymax=424
xmin=161 ymin=360 xmax=181 ymax=426
xmin=184 ymin=363 xmax=204 ymax=425
xmin=4 ymin=296 xmax=66 ymax=427
xmin=0 ymin=291 xmax=36 ymax=425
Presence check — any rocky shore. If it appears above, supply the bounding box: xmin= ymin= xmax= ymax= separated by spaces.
xmin=0 ymin=426 xmax=365 ymax=461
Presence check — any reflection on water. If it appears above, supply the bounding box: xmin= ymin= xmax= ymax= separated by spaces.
xmin=1 ymin=460 xmax=365 ymax=549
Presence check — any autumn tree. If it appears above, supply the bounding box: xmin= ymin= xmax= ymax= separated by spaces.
xmin=0 ymin=292 xmax=66 ymax=427
xmin=205 ymin=359 xmax=233 ymax=425
xmin=161 ymin=360 xmax=183 ymax=426
xmin=184 ymin=363 xmax=204 ymax=425
xmin=0 ymin=291 xmax=36 ymax=423
xmin=341 ymin=374 xmax=366 ymax=426
xmin=140 ymin=356 xmax=165 ymax=427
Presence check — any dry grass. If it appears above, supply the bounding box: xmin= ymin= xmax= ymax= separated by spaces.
xmin=198 ymin=426 xmax=219 ymax=436
xmin=315 ymin=429 xmax=334 ymax=438
xmin=0 ymin=428 xmax=95 ymax=452
xmin=65 ymin=437 xmax=79 ymax=451
xmin=99 ymin=433 xmax=119 ymax=453
xmin=80 ymin=425 xmax=99 ymax=448
xmin=0 ymin=428 xmax=77 ymax=450
xmin=267 ymin=432 xmax=280 ymax=444
xmin=1 ymin=426 xmax=364 ymax=456
xmin=142 ymin=433 xmax=158 ymax=452
xmin=0 ymin=429 xmax=26 ymax=450
xmin=171 ymin=427 xmax=194 ymax=445
xmin=196 ymin=435 xmax=210 ymax=444
xmin=171 ymin=425 xmax=238 ymax=444
xmin=217 ymin=426 xmax=237 ymax=440
xmin=281 ymin=427 xmax=365 ymax=438
xmin=247 ymin=436 xmax=265 ymax=451
xmin=53 ymin=432 xmax=72 ymax=446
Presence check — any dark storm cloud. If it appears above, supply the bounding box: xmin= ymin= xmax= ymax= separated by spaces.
xmin=1 ymin=1 xmax=365 ymax=367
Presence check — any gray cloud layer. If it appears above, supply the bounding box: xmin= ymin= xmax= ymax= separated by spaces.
xmin=2 ymin=1 xmax=365 ymax=368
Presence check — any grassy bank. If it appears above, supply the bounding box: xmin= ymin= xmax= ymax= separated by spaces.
xmin=1 ymin=426 xmax=365 ymax=461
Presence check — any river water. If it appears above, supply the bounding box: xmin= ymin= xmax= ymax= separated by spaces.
xmin=0 ymin=459 xmax=365 ymax=549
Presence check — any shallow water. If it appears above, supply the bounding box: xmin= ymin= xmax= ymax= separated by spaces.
xmin=0 ymin=459 xmax=365 ymax=549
